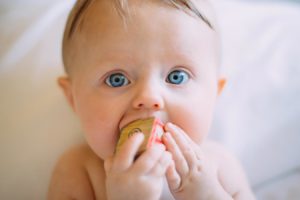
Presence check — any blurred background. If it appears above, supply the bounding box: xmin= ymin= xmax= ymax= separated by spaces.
xmin=1 ymin=0 xmax=300 ymax=199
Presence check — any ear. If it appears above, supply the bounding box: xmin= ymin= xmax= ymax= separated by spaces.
xmin=57 ymin=76 xmax=76 ymax=113
xmin=217 ymin=77 xmax=227 ymax=96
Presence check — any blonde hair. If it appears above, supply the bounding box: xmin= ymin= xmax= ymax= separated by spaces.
xmin=63 ymin=0 xmax=214 ymax=74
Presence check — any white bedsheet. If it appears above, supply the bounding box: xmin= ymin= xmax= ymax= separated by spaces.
xmin=0 ymin=0 xmax=299 ymax=199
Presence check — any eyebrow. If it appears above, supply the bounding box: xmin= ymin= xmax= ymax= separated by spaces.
xmin=68 ymin=0 xmax=93 ymax=38
xmin=67 ymin=0 xmax=213 ymax=39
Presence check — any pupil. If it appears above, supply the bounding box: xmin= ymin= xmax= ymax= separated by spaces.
xmin=173 ymin=75 xmax=179 ymax=80
xmin=114 ymin=77 xmax=121 ymax=83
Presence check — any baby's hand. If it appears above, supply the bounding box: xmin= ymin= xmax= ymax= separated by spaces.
xmin=104 ymin=133 xmax=172 ymax=200
xmin=163 ymin=123 xmax=233 ymax=200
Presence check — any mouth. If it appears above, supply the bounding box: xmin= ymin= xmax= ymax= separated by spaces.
xmin=118 ymin=112 xmax=167 ymax=131
xmin=115 ymin=117 xmax=165 ymax=155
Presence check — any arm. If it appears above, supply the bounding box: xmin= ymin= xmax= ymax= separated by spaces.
xmin=213 ymin=143 xmax=256 ymax=200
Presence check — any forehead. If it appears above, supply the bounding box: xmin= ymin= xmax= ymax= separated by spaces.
xmin=66 ymin=0 xmax=214 ymax=39
xmin=63 ymin=0 xmax=219 ymax=73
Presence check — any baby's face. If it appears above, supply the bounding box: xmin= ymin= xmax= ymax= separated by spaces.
xmin=62 ymin=1 xmax=224 ymax=159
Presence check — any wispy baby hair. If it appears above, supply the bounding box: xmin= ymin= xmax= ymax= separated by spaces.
xmin=63 ymin=0 xmax=215 ymax=74
xmin=67 ymin=0 xmax=213 ymax=39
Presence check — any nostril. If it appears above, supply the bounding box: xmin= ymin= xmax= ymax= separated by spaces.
xmin=138 ymin=103 xmax=144 ymax=108
xmin=136 ymin=103 xmax=160 ymax=109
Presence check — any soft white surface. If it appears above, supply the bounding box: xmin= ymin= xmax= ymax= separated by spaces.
xmin=0 ymin=1 xmax=299 ymax=199
xmin=211 ymin=1 xmax=300 ymax=197
xmin=0 ymin=1 xmax=83 ymax=200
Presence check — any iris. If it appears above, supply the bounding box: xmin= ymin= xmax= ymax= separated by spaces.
xmin=105 ymin=73 xmax=129 ymax=87
xmin=167 ymin=70 xmax=189 ymax=85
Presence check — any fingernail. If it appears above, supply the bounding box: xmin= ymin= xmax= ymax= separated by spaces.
xmin=165 ymin=132 xmax=170 ymax=138
xmin=130 ymin=131 xmax=144 ymax=140
xmin=137 ymin=132 xmax=145 ymax=138
xmin=163 ymin=132 xmax=172 ymax=141
xmin=165 ymin=122 xmax=173 ymax=130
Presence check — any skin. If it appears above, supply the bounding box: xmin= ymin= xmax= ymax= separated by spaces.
xmin=48 ymin=0 xmax=255 ymax=199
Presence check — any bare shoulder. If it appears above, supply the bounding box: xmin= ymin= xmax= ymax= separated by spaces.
xmin=203 ymin=140 xmax=256 ymax=200
xmin=48 ymin=143 xmax=106 ymax=200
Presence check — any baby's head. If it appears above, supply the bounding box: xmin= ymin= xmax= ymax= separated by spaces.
xmin=59 ymin=0 xmax=225 ymax=159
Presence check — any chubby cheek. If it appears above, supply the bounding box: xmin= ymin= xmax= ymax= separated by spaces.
xmin=82 ymin=116 xmax=119 ymax=159
xmin=75 ymin=97 xmax=123 ymax=159
xmin=169 ymin=95 xmax=216 ymax=144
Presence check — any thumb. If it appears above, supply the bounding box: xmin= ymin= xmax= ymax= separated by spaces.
xmin=104 ymin=156 xmax=113 ymax=173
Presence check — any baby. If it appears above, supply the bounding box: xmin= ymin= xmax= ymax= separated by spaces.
xmin=48 ymin=0 xmax=255 ymax=199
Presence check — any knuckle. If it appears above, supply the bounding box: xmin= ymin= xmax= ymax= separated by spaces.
xmin=174 ymin=155 xmax=185 ymax=164
xmin=183 ymin=147 xmax=193 ymax=154
xmin=164 ymin=151 xmax=172 ymax=160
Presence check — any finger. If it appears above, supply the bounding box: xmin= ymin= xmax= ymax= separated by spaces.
xmin=166 ymin=161 xmax=181 ymax=192
xmin=163 ymin=131 xmax=189 ymax=177
xmin=165 ymin=123 xmax=192 ymax=149
xmin=104 ymin=156 xmax=113 ymax=173
xmin=113 ymin=132 xmax=144 ymax=171
xmin=132 ymin=143 xmax=165 ymax=175
xmin=148 ymin=151 xmax=172 ymax=177
xmin=171 ymin=124 xmax=205 ymax=161
xmin=169 ymin=124 xmax=205 ymax=161
xmin=165 ymin=123 xmax=199 ymax=170
xmin=167 ymin=123 xmax=196 ymax=145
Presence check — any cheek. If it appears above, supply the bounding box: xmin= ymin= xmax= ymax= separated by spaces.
xmin=169 ymin=92 xmax=217 ymax=144
xmin=74 ymin=95 xmax=125 ymax=159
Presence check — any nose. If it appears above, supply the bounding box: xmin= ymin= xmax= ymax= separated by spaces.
xmin=132 ymin=82 xmax=164 ymax=110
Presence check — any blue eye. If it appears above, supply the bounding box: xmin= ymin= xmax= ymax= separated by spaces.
xmin=167 ymin=70 xmax=189 ymax=85
xmin=105 ymin=73 xmax=130 ymax=87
